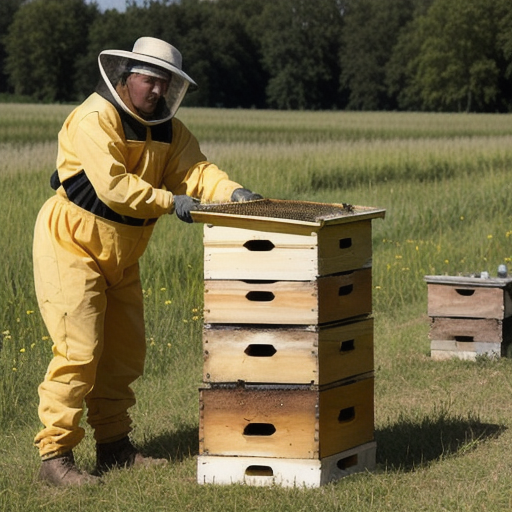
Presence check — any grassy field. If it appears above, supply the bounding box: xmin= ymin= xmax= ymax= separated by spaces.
xmin=2 ymin=104 xmax=512 ymax=511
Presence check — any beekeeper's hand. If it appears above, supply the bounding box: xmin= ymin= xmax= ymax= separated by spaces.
xmin=231 ymin=188 xmax=264 ymax=202
xmin=172 ymin=195 xmax=199 ymax=223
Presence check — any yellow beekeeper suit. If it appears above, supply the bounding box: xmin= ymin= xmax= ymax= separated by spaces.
xmin=33 ymin=39 xmax=244 ymax=461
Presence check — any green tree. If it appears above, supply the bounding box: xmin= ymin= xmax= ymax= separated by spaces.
xmin=81 ymin=0 xmax=267 ymax=109
xmin=391 ymin=0 xmax=511 ymax=112
xmin=385 ymin=1 xmax=433 ymax=111
xmin=0 ymin=0 xmax=25 ymax=95
xmin=74 ymin=3 xmax=149 ymax=99
xmin=5 ymin=0 xmax=98 ymax=102
xmin=255 ymin=0 xmax=344 ymax=110
xmin=341 ymin=0 xmax=425 ymax=110
xmin=157 ymin=0 xmax=268 ymax=109
xmin=496 ymin=0 xmax=512 ymax=110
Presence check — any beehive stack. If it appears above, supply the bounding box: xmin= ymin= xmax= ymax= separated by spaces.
xmin=191 ymin=200 xmax=385 ymax=487
xmin=425 ymin=275 xmax=512 ymax=360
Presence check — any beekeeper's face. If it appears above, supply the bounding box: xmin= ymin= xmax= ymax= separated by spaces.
xmin=125 ymin=73 xmax=170 ymax=118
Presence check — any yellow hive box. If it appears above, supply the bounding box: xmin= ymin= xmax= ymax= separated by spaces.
xmin=203 ymin=317 xmax=374 ymax=386
xmin=199 ymin=375 xmax=374 ymax=460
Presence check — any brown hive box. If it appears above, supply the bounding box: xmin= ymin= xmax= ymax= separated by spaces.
xmin=203 ymin=317 xmax=374 ymax=386
xmin=425 ymin=275 xmax=512 ymax=319
xmin=428 ymin=316 xmax=512 ymax=360
xmin=199 ymin=375 xmax=374 ymax=460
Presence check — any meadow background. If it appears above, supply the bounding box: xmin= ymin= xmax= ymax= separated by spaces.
xmin=2 ymin=104 xmax=512 ymax=511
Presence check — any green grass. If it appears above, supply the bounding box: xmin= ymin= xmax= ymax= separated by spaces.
xmin=2 ymin=106 xmax=512 ymax=511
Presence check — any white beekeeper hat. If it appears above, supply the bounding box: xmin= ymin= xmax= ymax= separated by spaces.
xmin=98 ymin=37 xmax=197 ymax=125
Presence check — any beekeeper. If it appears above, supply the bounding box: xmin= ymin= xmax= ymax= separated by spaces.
xmin=33 ymin=36 xmax=262 ymax=487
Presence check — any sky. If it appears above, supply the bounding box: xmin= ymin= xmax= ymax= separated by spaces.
xmin=86 ymin=0 xmax=147 ymax=12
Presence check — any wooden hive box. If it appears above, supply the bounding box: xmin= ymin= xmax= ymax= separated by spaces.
xmin=199 ymin=375 xmax=374 ymax=460
xmin=193 ymin=200 xmax=385 ymax=280
xmin=425 ymin=275 xmax=512 ymax=319
xmin=429 ymin=316 xmax=512 ymax=360
xmin=203 ymin=268 xmax=372 ymax=325
xmin=203 ymin=317 xmax=374 ymax=386
xmin=202 ymin=220 xmax=373 ymax=281
xmin=197 ymin=441 xmax=376 ymax=488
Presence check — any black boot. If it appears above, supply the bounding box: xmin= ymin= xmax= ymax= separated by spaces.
xmin=96 ymin=437 xmax=167 ymax=474
xmin=39 ymin=452 xmax=100 ymax=487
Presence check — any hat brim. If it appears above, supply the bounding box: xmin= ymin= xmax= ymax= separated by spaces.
xmin=100 ymin=49 xmax=198 ymax=90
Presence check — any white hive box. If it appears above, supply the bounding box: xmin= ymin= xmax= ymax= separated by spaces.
xmin=202 ymin=221 xmax=373 ymax=281
xmin=197 ymin=441 xmax=377 ymax=488
xmin=194 ymin=201 xmax=385 ymax=281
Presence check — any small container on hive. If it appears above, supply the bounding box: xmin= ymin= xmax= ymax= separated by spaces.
xmin=192 ymin=199 xmax=385 ymax=487
xmin=425 ymin=274 xmax=512 ymax=360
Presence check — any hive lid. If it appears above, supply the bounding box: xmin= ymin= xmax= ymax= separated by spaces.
xmin=191 ymin=199 xmax=385 ymax=235
xmin=424 ymin=275 xmax=512 ymax=288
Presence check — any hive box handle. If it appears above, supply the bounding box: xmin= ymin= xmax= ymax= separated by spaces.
xmin=245 ymin=465 xmax=274 ymax=477
xmin=243 ymin=240 xmax=275 ymax=252
xmin=338 ymin=284 xmax=354 ymax=296
xmin=337 ymin=454 xmax=358 ymax=470
xmin=246 ymin=291 xmax=275 ymax=302
xmin=338 ymin=406 xmax=355 ymax=423
xmin=340 ymin=339 xmax=355 ymax=352
xmin=244 ymin=344 xmax=277 ymax=357
xmin=243 ymin=423 xmax=277 ymax=436
xmin=339 ymin=238 xmax=352 ymax=249
xmin=455 ymin=288 xmax=475 ymax=296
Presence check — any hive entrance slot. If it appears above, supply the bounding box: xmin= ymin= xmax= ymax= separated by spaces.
xmin=338 ymin=285 xmax=354 ymax=296
xmin=244 ymin=344 xmax=277 ymax=357
xmin=245 ymin=465 xmax=274 ymax=477
xmin=243 ymin=240 xmax=275 ymax=252
xmin=337 ymin=454 xmax=358 ymax=470
xmin=246 ymin=291 xmax=275 ymax=302
xmin=243 ymin=423 xmax=276 ymax=436
xmin=455 ymin=288 xmax=475 ymax=296
xmin=455 ymin=336 xmax=474 ymax=342
xmin=339 ymin=238 xmax=352 ymax=249
xmin=340 ymin=339 xmax=355 ymax=352
xmin=338 ymin=406 xmax=355 ymax=423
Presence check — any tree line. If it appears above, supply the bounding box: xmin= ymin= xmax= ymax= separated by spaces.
xmin=2 ymin=0 xmax=512 ymax=112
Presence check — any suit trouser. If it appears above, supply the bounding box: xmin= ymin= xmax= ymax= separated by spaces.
xmin=33 ymin=194 xmax=154 ymax=459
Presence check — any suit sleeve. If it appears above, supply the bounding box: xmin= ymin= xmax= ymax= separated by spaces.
xmin=162 ymin=118 xmax=242 ymax=203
